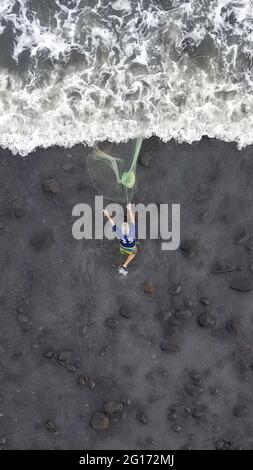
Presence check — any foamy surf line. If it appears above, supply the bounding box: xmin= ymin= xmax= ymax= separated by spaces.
xmin=0 ymin=0 xmax=253 ymax=156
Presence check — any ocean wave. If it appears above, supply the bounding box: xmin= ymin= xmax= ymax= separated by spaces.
xmin=0 ymin=0 xmax=253 ymax=155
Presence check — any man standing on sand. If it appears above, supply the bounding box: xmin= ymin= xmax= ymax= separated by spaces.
xmin=103 ymin=203 xmax=137 ymax=276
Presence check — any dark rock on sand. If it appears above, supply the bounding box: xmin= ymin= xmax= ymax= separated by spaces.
xmin=233 ymin=405 xmax=249 ymax=418
xmin=245 ymin=237 xmax=253 ymax=254
xmin=137 ymin=410 xmax=150 ymax=425
xmin=156 ymin=310 xmax=173 ymax=323
xmin=214 ymin=436 xmax=239 ymax=450
xmin=42 ymin=178 xmax=61 ymax=194
xmin=104 ymin=402 xmax=123 ymax=415
xmin=90 ymin=412 xmax=109 ymax=431
xmin=30 ymin=229 xmax=54 ymax=252
xmin=234 ymin=228 xmax=249 ymax=246
xmin=248 ymin=264 xmax=253 ymax=273
xmin=211 ymin=260 xmax=236 ymax=273
xmin=119 ymin=305 xmax=133 ymax=319
xmin=229 ymin=277 xmax=252 ymax=292
xmin=44 ymin=351 xmax=53 ymax=359
xmin=185 ymin=384 xmax=204 ymax=397
xmin=169 ymin=284 xmax=181 ymax=295
xmin=143 ymin=281 xmax=155 ymax=294
xmin=192 ymin=405 xmax=207 ymax=422
xmin=197 ymin=312 xmax=216 ymax=328
xmin=173 ymin=424 xmax=182 ymax=432
xmin=180 ymin=239 xmax=199 ymax=258
xmin=0 ymin=435 xmax=7 ymax=446
xmin=174 ymin=309 xmax=192 ymax=321
xmin=104 ymin=317 xmax=118 ymax=329
xmin=160 ymin=339 xmax=179 ymax=353
xmin=199 ymin=297 xmax=210 ymax=306
xmin=45 ymin=420 xmax=58 ymax=433
xmin=138 ymin=152 xmax=157 ymax=168
xmin=171 ymin=294 xmax=185 ymax=312
xmin=17 ymin=313 xmax=29 ymax=323
xmin=167 ymin=409 xmax=178 ymax=422
xmin=226 ymin=317 xmax=242 ymax=335
xmin=58 ymin=350 xmax=72 ymax=365
xmin=78 ymin=376 xmax=95 ymax=389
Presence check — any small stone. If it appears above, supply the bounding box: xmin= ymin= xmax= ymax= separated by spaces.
xmin=78 ymin=376 xmax=95 ymax=389
xmin=42 ymin=178 xmax=61 ymax=194
xmin=245 ymin=238 xmax=253 ymax=254
xmin=63 ymin=163 xmax=74 ymax=172
xmin=121 ymin=397 xmax=132 ymax=406
xmin=137 ymin=411 xmax=149 ymax=425
xmin=45 ymin=420 xmax=57 ymax=433
xmin=197 ymin=312 xmax=216 ymax=328
xmin=192 ymin=405 xmax=207 ymax=420
xmin=194 ymin=211 xmax=207 ymax=223
xmin=171 ymin=294 xmax=184 ymax=312
xmin=209 ymin=387 xmax=220 ymax=396
xmin=226 ymin=317 xmax=241 ymax=335
xmin=16 ymin=306 xmax=24 ymax=314
xmin=66 ymin=364 xmax=76 ymax=372
xmin=138 ymin=152 xmax=157 ymax=168
xmin=104 ymin=402 xmax=123 ymax=415
xmin=233 ymin=405 xmax=249 ymax=418
xmin=229 ymin=277 xmax=252 ymax=292
xmin=173 ymin=424 xmax=182 ymax=432
xmin=157 ymin=311 xmax=173 ymax=322
xmin=90 ymin=412 xmax=109 ymax=431
xmin=12 ymin=203 xmax=24 ymax=218
xmin=58 ymin=350 xmax=71 ymax=364
xmin=144 ymin=281 xmax=155 ymax=294
xmin=17 ymin=314 xmax=28 ymax=323
xmin=169 ymin=284 xmax=181 ymax=295
xmin=167 ymin=410 xmax=177 ymax=422
xmin=175 ymin=309 xmax=192 ymax=321
xmin=211 ymin=260 xmax=236 ymax=274
xmin=160 ymin=339 xmax=179 ymax=353
xmin=44 ymin=351 xmax=53 ymax=359
xmin=199 ymin=297 xmax=210 ymax=306
xmin=104 ymin=317 xmax=117 ymax=329
xmin=110 ymin=417 xmax=118 ymax=425
xmin=234 ymin=229 xmax=249 ymax=246
xmin=180 ymin=239 xmax=199 ymax=258
xmin=185 ymin=384 xmax=204 ymax=397
xmin=0 ymin=435 xmax=7 ymax=445
xmin=119 ymin=305 xmax=133 ymax=319
xmin=212 ymin=425 xmax=221 ymax=433
xmin=179 ymin=443 xmax=192 ymax=450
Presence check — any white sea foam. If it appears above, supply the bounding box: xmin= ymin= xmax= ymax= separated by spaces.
xmin=0 ymin=0 xmax=253 ymax=155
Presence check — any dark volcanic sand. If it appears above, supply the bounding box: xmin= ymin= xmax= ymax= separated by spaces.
xmin=1 ymin=138 xmax=253 ymax=450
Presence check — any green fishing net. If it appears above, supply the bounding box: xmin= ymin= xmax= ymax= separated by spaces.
xmin=87 ymin=138 xmax=143 ymax=201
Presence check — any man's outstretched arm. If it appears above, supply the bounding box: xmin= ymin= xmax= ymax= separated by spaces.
xmin=103 ymin=210 xmax=115 ymax=226
xmin=126 ymin=203 xmax=135 ymax=224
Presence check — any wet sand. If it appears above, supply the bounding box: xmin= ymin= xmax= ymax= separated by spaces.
xmin=0 ymin=137 xmax=253 ymax=449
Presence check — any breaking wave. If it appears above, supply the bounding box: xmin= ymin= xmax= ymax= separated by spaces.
xmin=0 ymin=0 xmax=253 ymax=155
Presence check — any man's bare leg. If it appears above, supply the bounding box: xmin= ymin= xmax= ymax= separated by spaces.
xmin=123 ymin=252 xmax=136 ymax=269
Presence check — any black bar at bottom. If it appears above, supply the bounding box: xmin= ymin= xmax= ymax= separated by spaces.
xmin=0 ymin=449 xmax=249 ymax=467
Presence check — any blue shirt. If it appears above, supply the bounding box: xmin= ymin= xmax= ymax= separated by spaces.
xmin=113 ymin=223 xmax=136 ymax=249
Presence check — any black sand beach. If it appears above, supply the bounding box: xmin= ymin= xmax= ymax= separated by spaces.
xmin=1 ymin=138 xmax=253 ymax=450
